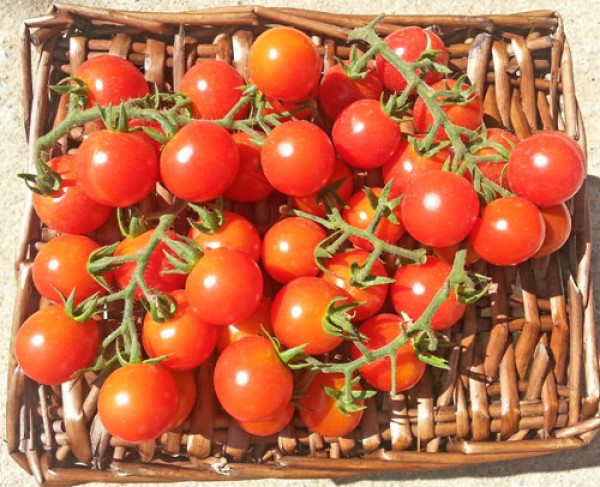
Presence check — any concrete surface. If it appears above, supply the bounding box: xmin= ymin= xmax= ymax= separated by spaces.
xmin=1 ymin=0 xmax=599 ymax=486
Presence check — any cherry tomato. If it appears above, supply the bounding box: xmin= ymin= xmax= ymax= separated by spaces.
xmin=32 ymin=155 xmax=112 ymax=235
xmin=32 ymin=235 xmax=108 ymax=305
xmin=76 ymin=54 xmax=149 ymax=107
xmin=169 ymin=370 xmax=197 ymax=430
xmin=214 ymin=336 xmax=293 ymax=422
xmin=534 ymin=203 xmax=572 ymax=258
xmin=216 ymin=296 xmax=273 ymax=352
xmin=160 ymin=121 xmax=240 ymax=202
xmin=185 ymin=248 xmax=263 ymax=325
xmin=248 ymin=27 xmax=321 ymax=102
xmin=433 ymin=240 xmax=480 ymax=266
xmin=75 ymin=130 xmax=159 ymax=207
xmin=98 ymin=363 xmax=179 ymax=443
xmin=261 ymin=217 xmax=327 ymax=283
xmin=318 ymin=63 xmax=383 ymax=120
xmin=343 ymin=188 xmax=404 ymax=251
xmin=271 ymin=276 xmax=345 ymax=355
xmin=188 ymin=210 xmax=261 ymax=262
xmin=15 ymin=306 xmax=100 ymax=385
xmin=332 ymin=99 xmax=401 ymax=169
xmin=263 ymin=95 xmax=314 ymax=122
xmin=471 ymin=128 xmax=517 ymax=189
xmin=376 ymin=27 xmax=448 ymax=92
xmin=261 ymin=120 xmax=335 ymax=196
xmin=391 ymin=256 xmax=466 ymax=331
xmin=321 ymin=250 xmax=389 ymax=321
xmin=413 ymin=79 xmax=483 ymax=142
xmin=128 ymin=119 xmax=164 ymax=155
xmin=236 ymin=402 xmax=294 ymax=437
xmin=469 ymin=197 xmax=545 ymax=266
xmin=506 ymin=131 xmax=585 ymax=207
xmin=350 ymin=314 xmax=426 ymax=391
xmin=401 ymin=170 xmax=479 ymax=247
xmin=142 ymin=290 xmax=216 ymax=371
xmin=297 ymin=372 xmax=364 ymax=437
xmin=179 ymin=60 xmax=249 ymax=120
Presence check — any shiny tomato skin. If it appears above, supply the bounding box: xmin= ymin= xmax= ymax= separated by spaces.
xmin=261 ymin=217 xmax=327 ymax=283
xmin=350 ymin=314 xmax=426 ymax=391
xmin=169 ymin=370 xmax=197 ymax=430
xmin=32 ymin=235 xmax=107 ymax=305
xmin=322 ymin=250 xmax=389 ymax=321
xmin=180 ymin=60 xmax=249 ymax=120
xmin=188 ymin=210 xmax=261 ymax=262
xmin=185 ymin=248 xmax=263 ymax=326
xmin=236 ymin=402 xmax=294 ymax=437
xmin=271 ymin=276 xmax=345 ymax=356
xmin=248 ymin=27 xmax=321 ymax=102
xmin=391 ymin=257 xmax=466 ymax=331
xmin=506 ymin=131 xmax=585 ymax=207
xmin=469 ymin=197 xmax=545 ymax=266
xmin=142 ymin=290 xmax=217 ymax=371
xmin=401 ymin=170 xmax=479 ymax=247
xmin=15 ymin=306 xmax=100 ymax=385
xmin=214 ymin=335 xmax=293 ymax=422
xmin=298 ymin=372 xmax=364 ymax=437
xmin=128 ymin=119 xmax=164 ymax=155
xmin=76 ymin=54 xmax=149 ymax=107
xmin=472 ymin=128 xmax=517 ymax=189
xmin=160 ymin=121 xmax=240 ymax=202
xmin=75 ymin=130 xmax=159 ymax=207
xmin=534 ymin=203 xmax=572 ymax=258
xmin=98 ymin=363 xmax=179 ymax=443
xmin=32 ymin=155 xmax=112 ymax=235
xmin=376 ymin=27 xmax=448 ymax=92
xmin=261 ymin=121 xmax=335 ymax=196
xmin=216 ymin=296 xmax=273 ymax=352
xmin=332 ymin=99 xmax=401 ymax=169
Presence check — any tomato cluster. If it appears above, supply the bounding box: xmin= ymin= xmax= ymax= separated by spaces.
xmin=16 ymin=23 xmax=584 ymax=446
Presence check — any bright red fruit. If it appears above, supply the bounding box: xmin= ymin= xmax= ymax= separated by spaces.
xmin=236 ymin=402 xmax=294 ymax=437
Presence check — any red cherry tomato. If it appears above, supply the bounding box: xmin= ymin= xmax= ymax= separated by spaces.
xmin=534 ymin=203 xmax=572 ymax=258
xmin=15 ymin=306 xmax=100 ymax=385
xmin=215 ymin=296 xmax=273 ymax=353
xmin=263 ymin=95 xmax=314 ymax=122
xmin=469 ymin=197 xmax=545 ymax=266
xmin=506 ymin=131 xmax=585 ymax=207
xmin=261 ymin=120 xmax=335 ymax=196
xmin=332 ymin=99 xmax=401 ymax=169
xmin=128 ymin=119 xmax=164 ymax=155
xmin=248 ymin=27 xmax=321 ymax=102
xmin=160 ymin=121 xmax=240 ymax=202
xmin=236 ymin=402 xmax=294 ymax=437
xmin=391 ymin=256 xmax=466 ymax=331
xmin=169 ymin=370 xmax=197 ymax=430
xmin=471 ymin=128 xmax=517 ymax=189
xmin=214 ymin=336 xmax=293 ymax=422
xmin=350 ymin=314 xmax=426 ymax=391
xmin=98 ymin=363 xmax=179 ymax=443
xmin=401 ymin=170 xmax=479 ymax=247
xmin=185 ymin=248 xmax=263 ymax=326
xmin=433 ymin=240 xmax=480 ymax=266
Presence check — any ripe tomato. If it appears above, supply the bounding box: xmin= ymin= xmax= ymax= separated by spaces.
xmin=214 ymin=336 xmax=293 ymax=422
xmin=391 ymin=256 xmax=466 ymax=331
xmin=261 ymin=120 xmax=335 ymax=196
xmin=188 ymin=210 xmax=261 ymax=262
xmin=75 ymin=130 xmax=159 ymax=207
xmin=185 ymin=248 xmax=263 ymax=325
xmin=98 ymin=363 xmax=179 ymax=443
xmin=401 ymin=170 xmax=479 ymax=247
xmin=215 ymin=296 xmax=273 ymax=352
xmin=534 ymin=203 xmax=572 ymax=258
xmin=271 ymin=276 xmax=345 ymax=355
xmin=142 ymin=290 xmax=216 ymax=371
xmin=343 ymin=188 xmax=404 ymax=251
xmin=376 ymin=26 xmax=448 ymax=92
xmin=15 ymin=306 xmax=100 ymax=385
xmin=433 ymin=240 xmax=480 ymax=266
xmin=262 ymin=94 xmax=313 ymax=122
xmin=297 ymin=372 xmax=364 ymax=437
xmin=128 ymin=119 xmax=164 ymax=155
xmin=224 ymin=132 xmax=274 ymax=203
xmin=506 ymin=131 xmax=585 ymax=207
xmin=321 ymin=250 xmax=389 ymax=321
xmin=350 ymin=314 xmax=426 ymax=391
xmin=248 ymin=27 xmax=321 ymax=102
xmin=32 ymin=235 xmax=108 ymax=305
xmin=318 ymin=63 xmax=383 ymax=120
xmin=179 ymin=60 xmax=249 ymax=120
xmin=160 ymin=121 xmax=240 ymax=202
xmin=469 ymin=197 xmax=545 ymax=266
xmin=76 ymin=54 xmax=149 ymax=107
xmin=471 ymin=128 xmax=517 ymax=189
xmin=169 ymin=370 xmax=197 ymax=430
xmin=32 ymin=155 xmax=112 ymax=234
xmin=236 ymin=402 xmax=294 ymax=437
xmin=413 ymin=79 xmax=483 ymax=141
xmin=332 ymin=99 xmax=401 ymax=169
xmin=261 ymin=217 xmax=327 ymax=283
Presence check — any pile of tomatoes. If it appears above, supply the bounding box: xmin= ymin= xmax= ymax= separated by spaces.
xmin=15 ymin=23 xmax=585 ymax=446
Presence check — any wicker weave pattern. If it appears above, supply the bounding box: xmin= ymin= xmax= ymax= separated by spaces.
xmin=9 ymin=4 xmax=599 ymax=484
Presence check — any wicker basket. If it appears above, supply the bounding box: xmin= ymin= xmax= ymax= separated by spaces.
xmin=9 ymin=3 xmax=600 ymax=485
